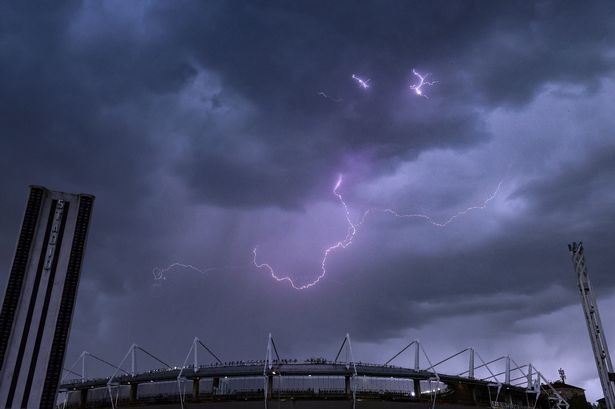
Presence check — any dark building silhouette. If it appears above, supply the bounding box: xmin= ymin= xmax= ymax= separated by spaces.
xmin=551 ymin=381 xmax=592 ymax=409
xmin=0 ymin=186 xmax=94 ymax=409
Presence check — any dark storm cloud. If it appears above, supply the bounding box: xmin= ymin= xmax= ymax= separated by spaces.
xmin=327 ymin=136 xmax=615 ymax=342
xmin=4 ymin=1 xmax=612 ymax=209
xmin=471 ymin=2 xmax=615 ymax=106
xmin=512 ymin=144 xmax=615 ymax=220
xmin=153 ymin=0 xmax=615 ymax=208
xmin=0 ymin=3 xmax=203 ymax=295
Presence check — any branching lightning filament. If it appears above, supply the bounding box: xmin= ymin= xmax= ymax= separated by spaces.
xmin=253 ymin=176 xmax=502 ymax=290
xmin=317 ymin=91 xmax=342 ymax=102
xmin=253 ymin=175 xmax=358 ymax=290
xmin=152 ymin=262 xmax=250 ymax=283
xmin=352 ymin=74 xmax=371 ymax=89
xmin=409 ymin=69 xmax=438 ymax=98
xmin=360 ymin=182 xmax=502 ymax=228
xmin=152 ymin=263 xmax=208 ymax=281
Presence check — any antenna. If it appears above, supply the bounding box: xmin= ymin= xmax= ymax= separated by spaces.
xmin=558 ymin=368 xmax=566 ymax=383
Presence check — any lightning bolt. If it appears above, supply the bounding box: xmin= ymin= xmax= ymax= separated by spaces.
xmin=152 ymin=262 xmax=250 ymax=283
xmin=253 ymin=175 xmax=358 ymax=290
xmin=152 ymin=263 xmax=208 ymax=281
xmin=253 ymin=176 xmax=502 ymax=290
xmin=409 ymin=69 xmax=438 ymax=98
xmin=360 ymin=182 xmax=502 ymax=227
xmin=352 ymin=74 xmax=371 ymax=89
xmin=317 ymin=91 xmax=343 ymax=102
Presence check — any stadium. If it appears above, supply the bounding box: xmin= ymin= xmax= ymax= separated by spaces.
xmin=57 ymin=336 xmax=567 ymax=409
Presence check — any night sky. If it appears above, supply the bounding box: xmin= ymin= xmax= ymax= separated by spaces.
xmin=1 ymin=1 xmax=615 ymax=401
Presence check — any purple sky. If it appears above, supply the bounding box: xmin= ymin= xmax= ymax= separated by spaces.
xmin=1 ymin=1 xmax=615 ymax=402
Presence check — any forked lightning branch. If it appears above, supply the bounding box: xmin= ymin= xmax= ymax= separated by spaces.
xmin=253 ymin=175 xmax=502 ymax=290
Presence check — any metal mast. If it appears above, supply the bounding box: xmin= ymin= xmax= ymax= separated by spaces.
xmin=569 ymin=242 xmax=615 ymax=409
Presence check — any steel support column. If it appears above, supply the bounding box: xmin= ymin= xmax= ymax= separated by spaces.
xmin=569 ymin=242 xmax=615 ymax=409
xmin=192 ymin=378 xmax=200 ymax=402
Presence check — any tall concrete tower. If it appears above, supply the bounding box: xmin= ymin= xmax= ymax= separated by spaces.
xmin=569 ymin=242 xmax=615 ymax=409
xmin=0 ymin=186 xmax=94 ymax=409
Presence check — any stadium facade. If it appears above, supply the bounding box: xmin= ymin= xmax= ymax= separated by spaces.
xmin=58 ymin=337 xmax=567 ymax=409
